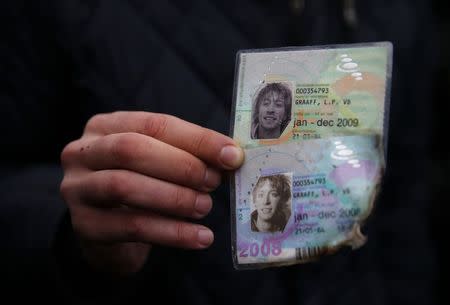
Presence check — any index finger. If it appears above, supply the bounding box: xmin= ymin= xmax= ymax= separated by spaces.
xmin=84 ymin=111 xmax=244 ymax=170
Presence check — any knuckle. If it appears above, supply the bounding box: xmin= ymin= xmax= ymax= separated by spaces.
xmin=182 ymin=158 xmax=204 ymax=186
xmin=142 ymin=113 xmax=169 ymax=138
xmin=59 ymin=177 xmax=74 ymax=202
xmin=85 ymin=113 xmax=110 ymax=133
xmin=170 ymin=188 xmax=196 ymax=215
xmin=126 ymin=216 xmax=147 ymax=241
xmin=173 ymin=222 xmax=190 ymax=245
xmin=60 ymin=140 xmax=81 ymax=168
xmin=183 ymin=158 xmax=195 ymax=179
xmin=105 ymin=172 xmax=131 ymax=202
xmin=110 ymin=133 xmax=141 ymax=164
xmin=190 ymin=128 xmax=209 ymax=156
xmin=171 ymin=187 xmax=185 ymax=212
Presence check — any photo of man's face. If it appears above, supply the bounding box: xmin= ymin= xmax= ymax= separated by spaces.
xmin=251 ymin=173 xmax=292 ymax=233
xmin=258 ymin=91 xmax=287 ymax=132
xmin=251 ymin=82 xmax=292 ymax=140
xmin=254 ymin=179 xmax=281 ymax=221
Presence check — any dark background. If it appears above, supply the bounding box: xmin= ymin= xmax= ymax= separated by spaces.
xmin=431 ymin=1 xmax=450 ymax=304
xmin=1 ymin=0 xmax=449 ymax=304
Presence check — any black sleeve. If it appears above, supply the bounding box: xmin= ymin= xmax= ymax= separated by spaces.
xmin=0 ymin=164 xmax=158 ymax=304
xmin=0 ymin=2 xmax=150 ymax=303
xmin=0 ymin=1 xmax=87 ymax=164
xmin=53 ymin=211 xmax=164 ymax=304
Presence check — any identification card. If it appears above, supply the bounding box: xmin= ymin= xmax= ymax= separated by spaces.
xmin=230 ymin=42 xmax=393 ymax=269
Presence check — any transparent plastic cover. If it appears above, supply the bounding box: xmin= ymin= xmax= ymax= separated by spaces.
xmin=229 ymin=42 xmax=393 ymax=269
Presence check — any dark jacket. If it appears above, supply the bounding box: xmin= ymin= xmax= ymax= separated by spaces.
xmin=1 ymin=1 xmax=438 ymax=304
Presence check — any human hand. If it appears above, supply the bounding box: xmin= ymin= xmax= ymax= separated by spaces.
xmin=60 ymin=111 xmax=244 ymax=275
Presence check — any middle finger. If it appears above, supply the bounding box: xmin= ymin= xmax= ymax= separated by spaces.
xmin=77 ymin=132 xmax=221 ymax=191
xmin=73 ymin=169 xmax=213 ymax=219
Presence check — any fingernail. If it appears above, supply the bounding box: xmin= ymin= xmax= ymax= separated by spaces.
xmin=204 ymin=168 xmax=221 ymax=190
xmin=197 ymin=228 xmax=214 ymax=247
xmin=194 ymin=194 xmax=212 ymax=217
xmin=219 ymin=145 xmax=244 ymax=169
